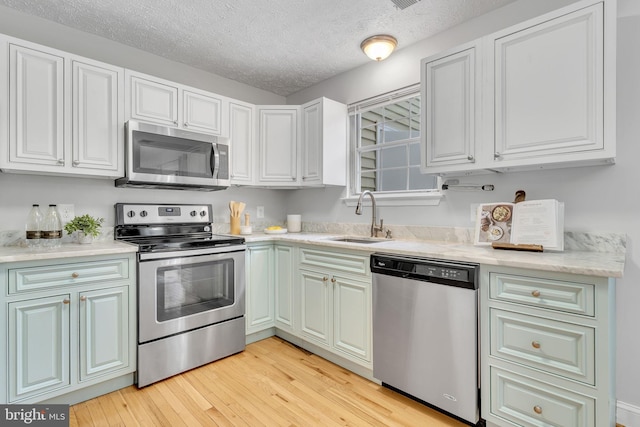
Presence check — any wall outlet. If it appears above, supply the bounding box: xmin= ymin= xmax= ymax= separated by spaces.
xmin=256 ymin=206 xmax=264 ymax=219
xmin=58 ymin=204 xmax=75 ymax=224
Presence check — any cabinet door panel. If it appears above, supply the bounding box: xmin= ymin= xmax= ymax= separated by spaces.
xmin=258 ymin=108 xmax=298 ymax=183
xmin=494 ymin=4 xmax=603 ymax=160
xmin=301 ymin=101 xmax=321 ymax=183
xmin=80 ymin=287 xmax=129 ymax=381
xmin=130 ymin=76 xmax=178 ymax=125
xmin=9 ymin=44 xmax=64 ymax=166
xmin=246 ymin=245 xmax=274 ymax=333
xmin=73 ymin=60 xmax=120 ymax=171
xmin=183 ymin=90 xmax=222 ymax=134
xmin=274 ymin=245 xmax=295 ymax=332
xmin=333 ymin=277 xmax=370 ymax=361
xmin=423 ymin=47 xmax=477 ymax=167
xmin=9 ymin=295 xmax=70 ymax=402
xmin=300 ymin=270 xmax=330 ymax=345
xmin=229 ymin=102 xmax=254 ymax=184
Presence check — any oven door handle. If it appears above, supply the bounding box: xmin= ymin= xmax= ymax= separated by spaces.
xmin=138 ymin=244 xmax=246 ymax=261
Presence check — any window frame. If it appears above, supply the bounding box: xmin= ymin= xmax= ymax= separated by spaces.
xmin=344 ymin=85 xmax=442 ymax=207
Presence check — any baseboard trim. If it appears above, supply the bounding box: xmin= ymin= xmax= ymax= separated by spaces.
xmin=618 ymin=400 xmax=640 ymax=427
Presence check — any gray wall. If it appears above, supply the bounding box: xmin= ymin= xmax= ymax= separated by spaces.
xmin=285 ymin=0 xmax=640 ymax=410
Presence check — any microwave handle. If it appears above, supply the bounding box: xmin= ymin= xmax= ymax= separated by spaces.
xmin=211 ymin=143 xmax=220 ymax=178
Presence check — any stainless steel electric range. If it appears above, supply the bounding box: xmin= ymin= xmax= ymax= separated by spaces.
xmin=114 ymin=203 xmax=246 ymax=387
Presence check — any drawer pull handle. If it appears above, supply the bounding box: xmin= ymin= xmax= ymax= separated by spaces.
xmin=71 ymin=272 xmax=79 ymax=278
xmin=533 ymin=405 xmax=543 ymax=414
xmin=531 ymin=341 xmax=541 ymax=349
xmin=63 ymin=299 xmax=70 ymax=305
xmin=80 ymin=296 xmax=87 ymax=302
xmin=531 ymin=290 xmax=541 ymax=297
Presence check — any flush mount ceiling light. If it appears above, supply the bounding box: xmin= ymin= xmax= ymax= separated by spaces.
xmin=360 ymin=35 xmax=398 ymax=61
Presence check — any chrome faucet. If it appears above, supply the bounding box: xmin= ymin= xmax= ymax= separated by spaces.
xmin=356 ymin=190 xmax=384 ymax=237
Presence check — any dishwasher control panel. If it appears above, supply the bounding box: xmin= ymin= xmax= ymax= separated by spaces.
xmin=371 ymin=254 xmax=478 ymax=289
xmin=415 ymin=264 xmax=468 ymax=281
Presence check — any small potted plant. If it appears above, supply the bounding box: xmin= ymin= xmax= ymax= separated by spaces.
xmin=64 ymin=214 xmax=105 ymax=244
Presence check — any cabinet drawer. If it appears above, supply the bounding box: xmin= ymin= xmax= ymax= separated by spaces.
xmin=9 ymin=258 xmax=130 ymax=294
xmin=491 ymin=309 xmax=594 ymax=385
xmin=490 ymin=367 xmax=595 ymax=427
xmin=490 ymin=272 xmax=595 ymax=316
xmin=299 ymin=248 xmax=369 ymax=277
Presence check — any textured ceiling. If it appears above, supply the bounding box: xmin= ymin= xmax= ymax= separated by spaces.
xmin=0 ymin=0 xmax=516 ymax=96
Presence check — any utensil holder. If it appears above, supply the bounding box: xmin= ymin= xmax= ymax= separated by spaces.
xmin=230 ymin=216 xmax=241 ymax=235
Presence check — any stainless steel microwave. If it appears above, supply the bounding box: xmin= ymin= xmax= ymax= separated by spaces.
xmin=116 ymin=120 xmax=230 ymax=191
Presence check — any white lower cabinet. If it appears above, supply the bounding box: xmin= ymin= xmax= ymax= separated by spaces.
xmin=1 ymin=254 xmax=136 ymax=404
xmin=245 ymin=244 xmax=372 ymax=369
xmin=481 ymin=266 xmax=615 ymax=427
xmin=274 ymin=244 xmax=295 ymax=333
xmin=298 ymin=247 xmax=371 ymax=366
xmin=245 ymin=243 xmax=275 ymax=334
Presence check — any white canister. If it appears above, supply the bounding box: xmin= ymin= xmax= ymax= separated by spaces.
xmin=287 ymin=214 xmax=302 ymax=233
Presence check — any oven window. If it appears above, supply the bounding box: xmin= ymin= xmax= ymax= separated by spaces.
xmin=132 ymin=130 xmax=213 ymax=178
xmin=156 ymin=259 xmax=234 ymax=322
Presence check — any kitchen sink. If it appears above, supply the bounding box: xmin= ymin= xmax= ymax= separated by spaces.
xmin=329 ymin=236 xmax=390 ymax=244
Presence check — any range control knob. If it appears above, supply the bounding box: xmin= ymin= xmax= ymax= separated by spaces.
xmin=126 ymin=211 xmax=135 ymax=218
xmin=190 ymin=210 xmax=198 ymax=217
xmin=200 ymin=210 xmax=207 ymax=217
xmin=139 ymin=210 xmax=148 ymax=218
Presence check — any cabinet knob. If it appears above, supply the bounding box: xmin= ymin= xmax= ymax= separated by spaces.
xmin=533 ymin=405 xmax=543 ymax=415
xmin=71 ymin=272 xmax=79 ymax=278
xmin=322 ymin=276 xmax=328 ymax=282
xmin=531 ymin=290 xmax=541 ymax=297
xmin=494 ymin=152 xmax=501 ymax=159
xmin=467 ymin=155 xmax=474 ymax=161
xmin=57 ymin=159 xmax=65 ymax=165
xmin=63 ymin=299 xmax=70 ymax=305
xmin=330 ymin=277 xmax=336 ymax=283
xmin=531 ymin=341 xmax=541 ymax=349
xmin=80 ymin=296 xmax=87 ymax=302
xmin=173 ymin=121 xmax=178 ymax=126
xmin=184 ymin=122 xmax=189 ymax=127
xmin=72 ymin=160 xmax=80 ymax=167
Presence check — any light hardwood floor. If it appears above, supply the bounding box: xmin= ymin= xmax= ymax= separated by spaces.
xmin=70 ymin=337 xmax=467 ymax=426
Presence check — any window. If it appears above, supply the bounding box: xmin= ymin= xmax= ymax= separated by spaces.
xmin=348 ymin=86 xmax=440 ymax=205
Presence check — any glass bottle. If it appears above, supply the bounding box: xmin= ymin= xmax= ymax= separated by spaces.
xmin=42 ymin=204 xmax=63 ymax=248
xmin=25 ymin=204 xmax=44 ymax=249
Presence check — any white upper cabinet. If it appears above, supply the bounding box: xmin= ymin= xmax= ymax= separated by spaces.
xmin=125 ymin=70 xmax=225 ymax=136
xmin=253 ymin=98 xmax=347 ymax=188
xmin=488 ymin=1 xmax=609 ymax=167
xmin=420 ymin=0 xmax=615 ymax=175
xmin=0 ymin=37 xmax=124 ymax=178
xmin=257 ymin=106 xmax=300 ymax=185
xmin=8 ymin=43 xmax=65 ymax=168
xmin=229 ymin=100 xmax=256 ymax=185
xmin=301 ymin=98 xmax=347 ymax=187
xmin=128 ymin=75 xmax=178 ymax=126
xmin=72 ymin=59 xmax=122 ymax=172
xmin=421 ymin=41 xmax=481 ymax=174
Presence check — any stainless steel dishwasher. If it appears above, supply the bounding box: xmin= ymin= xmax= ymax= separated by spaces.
xmin=371 ymin=253 xmax=480 ymax=425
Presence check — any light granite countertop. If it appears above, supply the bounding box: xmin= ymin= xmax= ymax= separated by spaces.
xmin=0 ymin=232 xmax=626 ymax=278
xmin=0 ymin=240 xmax=138 ymax=264
xmin=243 ymin=232 xmax=626 ymax=278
